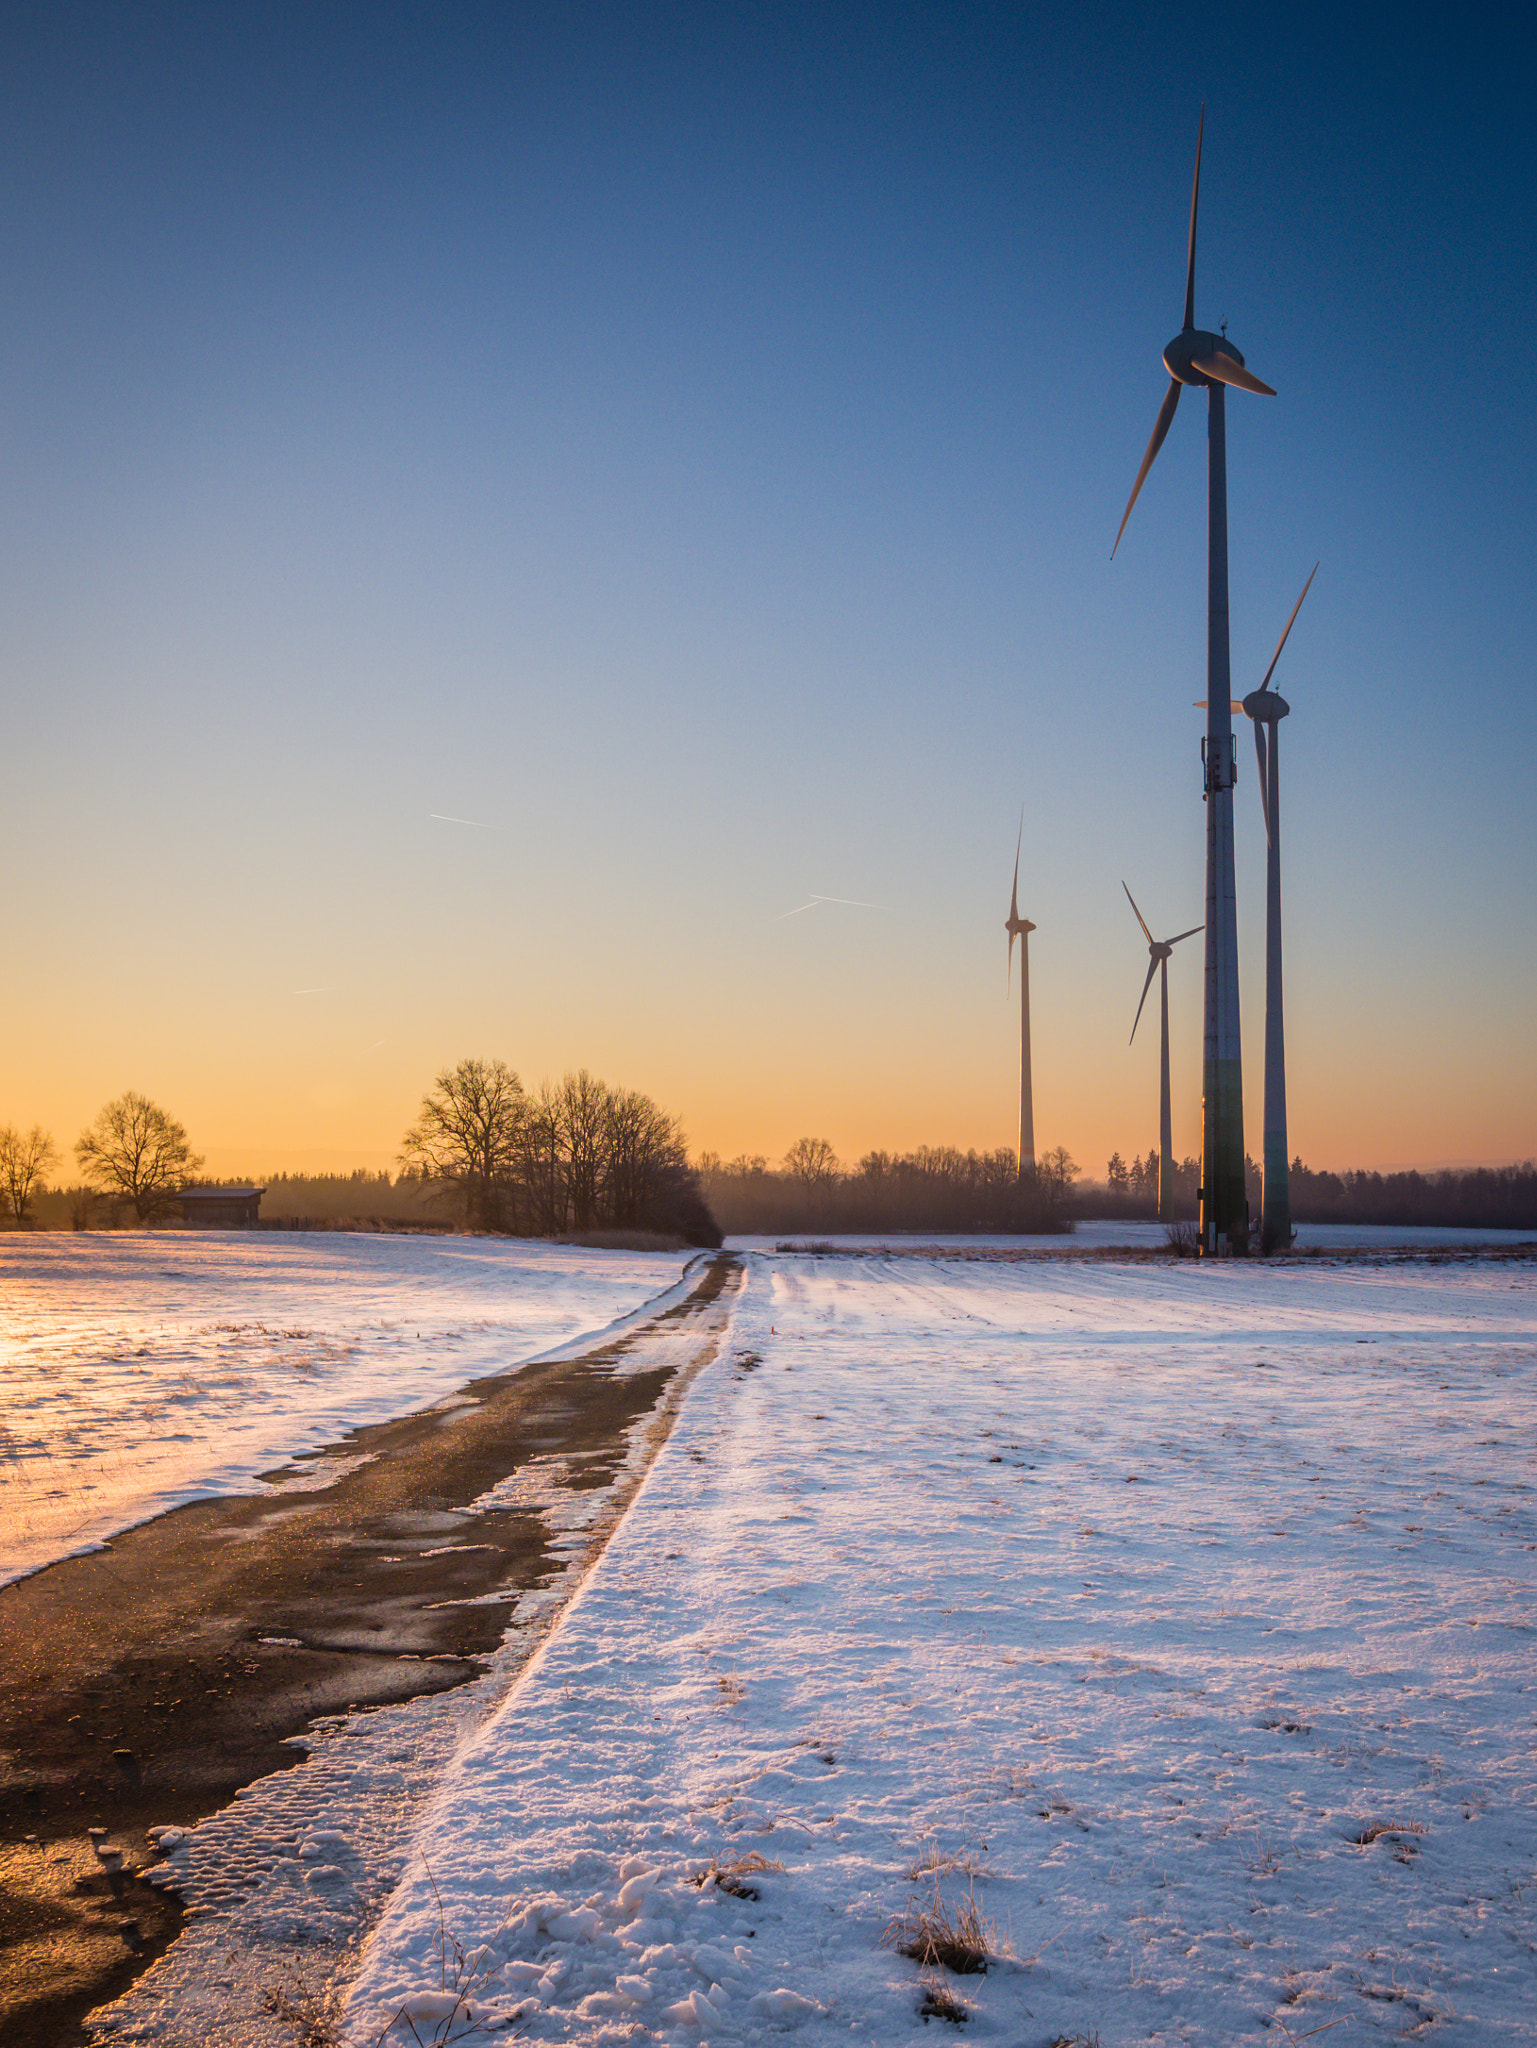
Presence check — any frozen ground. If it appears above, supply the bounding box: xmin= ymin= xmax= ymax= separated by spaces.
xmin=0 ymin=1233 xmax=691 ymax=1587
xmin=335 ymin=1251 xmax=1536 ymax=2047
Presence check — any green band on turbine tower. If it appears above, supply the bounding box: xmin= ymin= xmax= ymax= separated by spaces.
xmin=1202 ymin=1055 xmax=1247 ymax=1252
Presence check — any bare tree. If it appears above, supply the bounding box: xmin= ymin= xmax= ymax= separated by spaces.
xmin=554 ymin=1070 xmax=612 ymax=1233
xmin=517 ymin=1084 xmax=566 ymax=1236
xmin=0 ymin=1124 xmax=59 ymax=1226
xmin=75 ymin=1093 xmax=203 ymax=1222
xmin=400 ymin=1057 xmax=526 ymax=1230
xmin=1038 ymin=1144 xmax=1080 ymax=1203
xmin=783 ymin=1136 xmax=840 ymax=1189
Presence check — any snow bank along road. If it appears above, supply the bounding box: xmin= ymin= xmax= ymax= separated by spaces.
xmin=0 ymin=1232 xmax=695 ymax=1589
xmin=320 ymin=1251 xmax=1536 ymax=2048
xmin=0 ymin=1243 xmax=730 ymax=2047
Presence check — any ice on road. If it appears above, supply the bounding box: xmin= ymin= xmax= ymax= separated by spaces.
xmin=346 ymin=1251 xmax=1537 ymax=2046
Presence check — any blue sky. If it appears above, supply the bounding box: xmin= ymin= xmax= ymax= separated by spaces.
xmin=1 ymin=2 xmax=1532 ymax=1173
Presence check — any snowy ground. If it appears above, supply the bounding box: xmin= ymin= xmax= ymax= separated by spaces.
xmin=338 ymin=1251 xmax=1537 ymax=2047
xmin=0 ymin=1234 xmax=691 ymax=1587
xmin=734 ymin=1224 xmax=1537 ymax=1253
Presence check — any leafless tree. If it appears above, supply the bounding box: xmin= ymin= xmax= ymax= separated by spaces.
xmin=75 ymin=1093 xmax=203 ymax=1222
xmin=1037 ymin=1145 xmax=1080 ymax=1201
xmin=554 ymin=1069 xmax=611 ymax=1232
xmin=517 ymin=1084 xmax=565 ymax=1237
xmin=400 ymin=1057 xmax=526 ymax=1230
xmin=783 ymin=1136 xmax=840 ymax=1189
xmin=605 ymin=1087 xmax=692 ymax=1228
xmin=0 ymin=1124 xmax=59 ymax=1225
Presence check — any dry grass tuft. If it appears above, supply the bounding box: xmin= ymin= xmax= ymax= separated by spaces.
xmin=905 ymin=1840 xmax=991 ymax=1883
xmin=1352 ymin=1819 xmax=1425 ymax=1846
xmin=557 ymin=1228 xmax=688 ymax=1251
xmin=883 ymin=1878 xmax=995 ymax=1975
xmin=263 ymin=1979 xmax=343 ymax=2048
xmin=917 ymin=1970 xmax=971 ymax=2023
xmin=690 ymin=1849 xmax=784 ymax=1900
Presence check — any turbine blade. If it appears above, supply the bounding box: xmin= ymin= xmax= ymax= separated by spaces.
xmin=1167 ymin=923 xmax=1203 ymax=946
xmin=1257 ymin=561 xmax=1319 ymax=693
xmin=1254 ymin=719 xmax=1271 ymax=843
xmin=1113 ymin=380 xmax=1181 ymax=557
xmin=1008 ymin=924 xmax=1016 ymax=995
xmin=1122 ymin=881 xmax=1154 ymax=946
xmin=1009 ymin=812 xmax=1022 ymax=922
xmin=1130 ymin=955 xmax=1159 ymax=1044
xmin=1184 ymin=105 xmax=1204 ymax=332
xmin=1189 ymin=350 xmax=1276 ymax=397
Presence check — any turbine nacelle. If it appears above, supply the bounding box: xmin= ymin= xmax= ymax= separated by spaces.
xmin=1163 ymin=329 xmax=1274 ymax=396
xmin=1242 ymin=687 xmax=1290 ymax=724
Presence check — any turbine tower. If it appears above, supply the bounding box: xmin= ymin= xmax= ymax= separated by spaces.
xmin=1241 ymin=563 xmax=1318 ymax=1254
xmin=1122 ymin=885 xmax=1202 ymax=1223
xmin=1005 ymin=825 xmax=1036 ymax=1175
xmin=1114 ymin=108 xmax=1276 ymax=1255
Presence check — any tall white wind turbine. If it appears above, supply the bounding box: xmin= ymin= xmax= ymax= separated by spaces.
xmin=1241 ymin=563 xmax=1318 ymax=1254
xmin=1113 ymin=108 xmax=1277 ymax=1255
xmin=1005 ymin=825 xmax=1036 ymax=1175
xmin=1122 ymin=885 xmax=1202 ymax=1223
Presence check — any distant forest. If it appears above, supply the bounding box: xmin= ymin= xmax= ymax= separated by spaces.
xmin=15 ymin=1125 xmax=1536 ymax=1238
xmin=1086 ymin=1151 xmax=1537 ymax=1231
xmin=699 ymin=1145 xmax=1537 ymax=1236
xmin=697 ymin=1143 xmax=1082 ymax=1236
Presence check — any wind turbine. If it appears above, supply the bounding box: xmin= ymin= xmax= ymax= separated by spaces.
xmin=1241 ymin=563 xmax=1317 ymax=1253
xmin=1122 ymin=885 xmax=1202 ymax=1223
xmin=1113 ymin=107 xmax=1276 ymax=1255
xmin=1005 ymin=823 xmax=1036 ymax=1175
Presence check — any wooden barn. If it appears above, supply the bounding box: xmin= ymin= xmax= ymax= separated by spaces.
xmin=178 ymin=1186 xmax=265 ymax=1228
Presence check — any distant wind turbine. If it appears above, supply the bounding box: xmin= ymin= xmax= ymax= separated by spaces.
xmin=1113 ymin=107 xmax=1276 ymax=1255
xmin=1241 ymin=563 xmax=1318 ymax=1253
xmin=1005 ymin=823 xmax=1036 ymax=1175
xmin=1122 ymin=885 xmax=1202 ymax=1224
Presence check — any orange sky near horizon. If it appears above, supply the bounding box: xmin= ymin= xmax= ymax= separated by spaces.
xmin=5 ymin=869 xmax=1533 ymax=1185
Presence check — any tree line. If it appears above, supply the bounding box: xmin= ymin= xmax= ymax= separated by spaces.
xmin=5 ymin=1086 xmax=1534 ymax=1237
xmin=1092 ymin=1151 xmax=1537 ymax=1230
xmin=400 ymin=1059 xmax=720 ymax=1243
xmin=695 ymin=1142 xmax=1081 ymax=1236
xmin=2 ymin=1067 xmax=722 ymax=1244
xmin=0 ymin=1094 xmax=200 ymax=1226
xmin=1284 ymin=1159 xmax=1537 ymax=1230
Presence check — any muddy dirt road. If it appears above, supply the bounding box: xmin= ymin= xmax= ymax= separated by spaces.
xmin=0 ymin=1250 xmax=740 ymax=2045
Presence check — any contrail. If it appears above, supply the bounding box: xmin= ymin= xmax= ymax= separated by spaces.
xmin=773 ymin=893 xmax=885 ymax=920
xmin=292 ymin=986 xmax=330 ymax=995
xmin=429 ymin=812 xmax=494 ymax=829
xmin=365 ymin=1038 xmax=388 ymax=1051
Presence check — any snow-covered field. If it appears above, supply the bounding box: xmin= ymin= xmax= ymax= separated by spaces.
xmin=733 ymin=1224 xmax=1537 ymax=1253
xmin=340 ymin=1251 xmax=1537 ymax=2047
xmin=0 ymin=1233 xmax=691 ymax=1587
